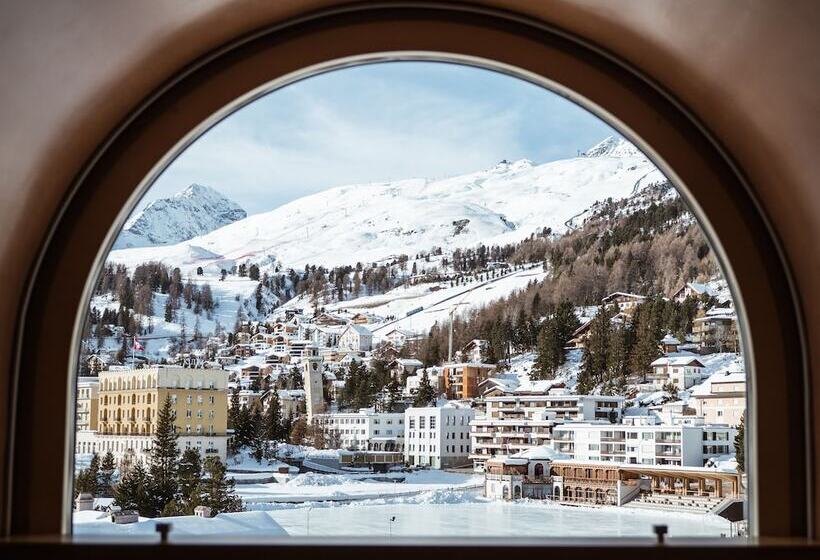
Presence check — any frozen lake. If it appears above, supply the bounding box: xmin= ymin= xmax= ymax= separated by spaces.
xmin=252 ymin=499 xmax=732 ymax=538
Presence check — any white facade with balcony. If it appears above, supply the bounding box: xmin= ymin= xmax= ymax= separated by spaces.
xmin=552 ymin=418 xmax=736 ymax=467
xmin=468 ymin=389 xmax=624 ymax=471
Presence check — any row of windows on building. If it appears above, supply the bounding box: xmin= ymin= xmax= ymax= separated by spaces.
xmin=171 ymin=394 xmax=217 ymax=405
xmin=407 ymin=431 xmax=468 ymax=440
xmin=407 ymin=444 xmax=468 ymax=454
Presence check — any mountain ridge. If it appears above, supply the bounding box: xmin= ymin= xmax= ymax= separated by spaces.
xmin=109 ymin=137 xmax=663 ymax=273
xmin=114 ymin=184 xmax=247 ymax=249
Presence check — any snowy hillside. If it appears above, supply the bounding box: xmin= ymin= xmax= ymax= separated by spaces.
xmin=113 ymin=184 xmax=247 ymax=249
xmin=108 ymin=137 xmax=664 ymax=274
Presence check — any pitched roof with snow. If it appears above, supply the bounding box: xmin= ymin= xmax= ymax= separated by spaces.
xmin=650 ymin=356 xmax=705 ymax=367
xmin=342 ymin=323 xmax=373 ymax=336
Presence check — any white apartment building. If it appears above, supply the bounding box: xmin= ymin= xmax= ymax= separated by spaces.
xmin=76 ymin=376 xmax=99 ymax=431
xmin=691 ymin=363 xmax=746 ymax=426
xmin=469 ymin=389 xmax=624 ymax=471
xmin=484 ymin=389 xmax=624 ymax=423
xmin=404 ymin=404 xmax=475 ymax=469
xmin=552 ymin=417 xmax=736 ymax=467
xmin=314 ymin=408 xmax=405 ymax=451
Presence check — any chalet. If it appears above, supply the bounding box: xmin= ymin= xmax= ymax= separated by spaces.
xmin=350 ymin=312 xmax=375 ymax=325
xmin=477 ymin=376 xmax=520 ymax=397
xmin=269 ymin=334 xmax=289 ymax=354
xmin=382 ymin=328 xmax=416 ymax=348
xmin=235 ymin=332 xmax=251 ymax=344
xmin=389 ymin=358 xmax=424 ymax=379
xmin=239 ymin=365 xmax=261 ymax=379
xmin=692 ymin=308 xmax=739 ymax=353
xmin=286 ymin=339 xmax=312 ymax=358
xmin=568 ymin=320 xmax=593 ymax=349
xmin=649 ymin=356 xmax=705 ymax=389
xmin=373 ymin=342 xmax=400 ymax=362
xmin=660 ymin=333 xmax=680 ymax=353
xmin=601 ymin=291 xmax=647 ymax=313
xmin=461 ymin=339 xmax=489 ymax=363
xmin=260 ymin=388 xmax=305 ymax=418
xmin=264 ymin=352 xmax=289 ymax=365
xmin=271 ymin=321 xmax=297 ymax=335
xmin=339 ymin=323 xmax=373 ymax=352
xmin=313 ymin=312 xmax=347 ymax=326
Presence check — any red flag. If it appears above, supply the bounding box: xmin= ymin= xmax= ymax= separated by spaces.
xmin=132 ymin=338 xmax=145 ymax=351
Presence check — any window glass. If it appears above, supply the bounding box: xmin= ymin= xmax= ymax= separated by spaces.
xmin=72 ymin=61 xmax=748 ymax=541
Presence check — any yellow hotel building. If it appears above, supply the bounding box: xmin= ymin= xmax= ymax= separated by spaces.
xmin=75 ymin=366 xmax=229 ymax=464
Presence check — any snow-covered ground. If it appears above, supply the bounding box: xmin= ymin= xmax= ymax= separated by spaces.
xmin=237 ymin=470 xmax=482 ymax=503
xmin=312 ymin=265 xmax=547 ymax=336
xmin=90 ymin=274 xmax=260 ymax=357
xmin=74 ymin=491 xmax=733 ymax=539
xmin=73 ymin=509 xmax=288 ymax=539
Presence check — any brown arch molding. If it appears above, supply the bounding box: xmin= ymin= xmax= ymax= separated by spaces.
xmin=6 ymin=3 xmax=810 ymax=539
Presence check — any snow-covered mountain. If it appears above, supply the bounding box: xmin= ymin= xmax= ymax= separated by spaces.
xmin=113 ymin=184 xmax=247 ymax=249
xmin=109 ymin=136 xmax=664 ymax=273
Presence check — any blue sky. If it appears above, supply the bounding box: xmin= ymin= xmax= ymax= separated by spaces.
xmin=146 ymin=61 xmax=616 ymax=215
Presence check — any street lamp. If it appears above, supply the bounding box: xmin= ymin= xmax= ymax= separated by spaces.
xmin=306 ymin=505 xmax=313 ymax=536
xmin=389 ymin=515 xmax=396 ymax=538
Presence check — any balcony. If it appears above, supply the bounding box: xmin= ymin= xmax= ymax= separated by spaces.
xmin=655 ymin=449 xmax=682 ymax=457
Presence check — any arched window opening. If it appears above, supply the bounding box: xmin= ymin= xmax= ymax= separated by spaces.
xmin=60 ymin=47 xmax=770 ymax=542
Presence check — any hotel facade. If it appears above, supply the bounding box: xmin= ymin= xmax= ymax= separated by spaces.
xmin=75 ymin=366 xmax=229 ymax=464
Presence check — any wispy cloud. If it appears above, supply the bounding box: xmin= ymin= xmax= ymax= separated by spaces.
xmin=145 ymin=62 xmax=615 ymax=214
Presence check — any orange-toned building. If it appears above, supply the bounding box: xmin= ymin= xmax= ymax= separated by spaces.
xmin=443 ymin=363 xmax=497 ymax=400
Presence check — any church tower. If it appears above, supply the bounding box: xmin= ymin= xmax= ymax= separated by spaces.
xmin=302 ymin=345 xmax=325 ymax=421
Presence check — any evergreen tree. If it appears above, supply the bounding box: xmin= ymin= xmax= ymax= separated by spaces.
xmin=385 ymin=377 xmax=403 ymax=412
xmin=148 ymin=395 xmax=179 ymax=515
xmin=630 ymin=303 xmax=662 ymax=382
xmin=228 ymin=386 xmax=241 ymax=430
xmin=264 ymin=390 xmax=283 ymax=442
xmin=113 ymin=461 xmax=152 ymax=514
xmin=606 ymin=325 xmax=631 ymax=390
xmin=414 ymin=369 xmax=436 ymax=406
xmin=288 ymin=366 xmax=304 ymax=389
xmin=233 ymin=405 xmax=253 ymax=450
xmin=99 ymin=450 xmax=116 ymax=497
xmin=87 ymin=452 xmax=101 ymax=494
xmin=177 ymin=447 xmax=203 ymax=504
xmin=290 ymin=416 xmax=307 ymax=445
xmin=201 ymin=457 xmax=243 ymax=514
xmin=249 ymin=264 xmax=260 ymax=281
xmin=579 ymin=305 xmax=615 ymax=392
xmin=251 ymin=406 xmax=265 ymax=462
xmin=735 ymin=412 xmax=745 ymax=474
xmin=74 ymin=468 xmax=97 ymax=496
xmin=533 ymin=318 xmax=562 ymax=380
